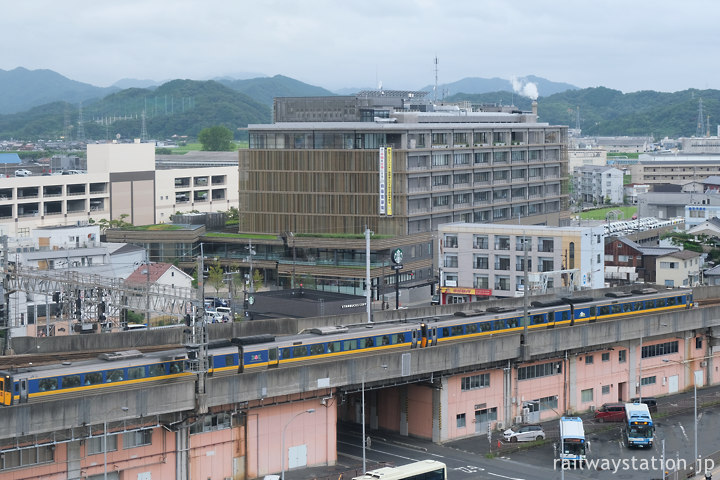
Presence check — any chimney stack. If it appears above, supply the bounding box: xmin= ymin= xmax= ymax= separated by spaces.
xmin=532 ymin=100 xmax=538 ymax=117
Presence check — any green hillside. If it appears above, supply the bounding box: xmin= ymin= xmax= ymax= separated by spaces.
xmin=0 ymin=80 xmax=271 ymax=141
xmin=449 ymin=87 xmax=720 ymax=138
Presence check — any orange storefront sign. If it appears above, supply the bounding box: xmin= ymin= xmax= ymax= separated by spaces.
xmin=440 ymin=287 xmax=492 ymax=296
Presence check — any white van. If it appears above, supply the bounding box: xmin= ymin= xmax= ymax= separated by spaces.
xmin=216 ymin=307 xmax=232 ymax=322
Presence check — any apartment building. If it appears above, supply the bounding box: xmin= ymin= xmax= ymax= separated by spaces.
xmin=572 ymin=165 xmax=624 ymax=206
xmin=437 ymin=223 xmax=604 ymax=302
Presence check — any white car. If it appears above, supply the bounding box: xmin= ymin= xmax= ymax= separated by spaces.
xmin=503 ymin=425 xmax=545 ymax=442
xmin=14 ymin=169 xmax=32 ymax=177
xmin=203 ymin=310 xmax=223 ymax=323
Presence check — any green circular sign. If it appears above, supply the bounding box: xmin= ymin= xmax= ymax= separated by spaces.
xmin=392 ymin=248 xmax=403 ymax=264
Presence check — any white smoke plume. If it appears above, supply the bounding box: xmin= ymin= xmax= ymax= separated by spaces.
xmin=510 ymin=76 xmax=539 ymax=100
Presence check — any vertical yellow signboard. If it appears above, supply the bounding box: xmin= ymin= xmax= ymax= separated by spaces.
xmin=386 ymin=147 xmax=393 ymax=216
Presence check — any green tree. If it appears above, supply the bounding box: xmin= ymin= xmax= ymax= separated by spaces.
xmin=252 ymin=269 xmax=264 ymax=291
xmin=198 ymin=125 xmax=234 ymax=151
xmin=207 ymin=263 xmax=225 ymax=295
xmin=90 ymin=213 xmax=133 ymax=233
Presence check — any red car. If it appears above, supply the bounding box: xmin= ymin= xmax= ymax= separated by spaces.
xmin=594 ymin=403 xmax=626 ymax=422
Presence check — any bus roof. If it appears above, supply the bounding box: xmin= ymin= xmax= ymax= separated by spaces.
xmin=352 ymin=460 xmax=446 ymax=480
xmin=625 ymin=402 xmax=652 ymax=422
xmin=559 ymin=416 xmax=585 ymax=439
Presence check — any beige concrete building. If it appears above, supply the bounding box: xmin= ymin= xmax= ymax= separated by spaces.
xmin=0 ymin=142 xmax=238 ymax=237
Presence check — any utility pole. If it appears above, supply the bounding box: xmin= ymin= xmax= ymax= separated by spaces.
xmin=365 ymin=228 xmax=372 ymax=323
xmin=145 ymin=253 xmax=151 ymax=324
xmin=1 ymin=235 xmax=10 ymax=354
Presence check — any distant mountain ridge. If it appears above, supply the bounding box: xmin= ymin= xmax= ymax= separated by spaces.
xmin=420 ymin=75 xmax=579 ymax=98
xmin=1 ymin=67 xmax=718 ymax=140
xmin=0 ymin=67 xmax=119 ymax=114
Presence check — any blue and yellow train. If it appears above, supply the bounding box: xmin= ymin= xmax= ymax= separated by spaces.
xmin=0 ymin=287 xmax=693 ymax=406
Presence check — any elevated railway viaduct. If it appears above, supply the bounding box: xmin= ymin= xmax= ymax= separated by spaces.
xmin=2 ymin=286 xmax=720 ymax=479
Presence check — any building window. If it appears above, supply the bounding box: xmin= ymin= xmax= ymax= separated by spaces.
xmin=585 ymin=355 xmax=593 ymax=364
xmin=473 ymin=235 xmax=489 ymax=249
xmin=0 ymin=445 xmax=54 ymax=470
xmin=457 ymin=413 xmax=466 ymax=428
xmin=494 ymin=276 xmax=510 ymax=291
xmin=581 ymin=388 xmax=593 ymax=403
xmin=642 ymin=341 xmax=679 ymax=358
xmin=474 ymin=255 xmax=489 ymax=269
xmin=444 ymin=235 xmax=458 ymax=248
xmin=123 ymin=430 xmax=152 ymax=449
xmin=602 ymin=385 xmax=611 ymax=395
xmin=696 ymin=337 xmax=703 ymax=349
xmin=189 ymin=413 xmax=232 ymax=434
xmin=537 ymin=395 xmax=558 ymax=410
xmin=474 ymin=275 xmax=489 ymax=289
xmin=517 ymin=361 xmax=562 ymax=380
xmin=87 ymin=433 xmax=118 ymax=455
xmin=602 ymin=352 xmax=610 ymax=362
xmin=640 ymin=376 xmax=656 ymax=386
xmin=619 ymin=350 xmax=626 ymax=363
xmin=475 ymin=407 xmax=498 ymax=423
xmin=495 ymin=236 xmax=510 ymax=250
xmin=444 ymin=255 xmax=458 ymax=268
xmin=461 ymin=373 xmax=490 ymax=391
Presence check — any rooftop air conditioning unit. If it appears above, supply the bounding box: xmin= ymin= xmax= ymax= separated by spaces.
xmin=496 ymin=422 xmax=505 ymax=430
xmin=514 ymin=416 xmax=523 ymax=424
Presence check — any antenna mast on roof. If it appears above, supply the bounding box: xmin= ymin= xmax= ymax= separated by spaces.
xmin=434 ymin=56 xmax=438 ymax=103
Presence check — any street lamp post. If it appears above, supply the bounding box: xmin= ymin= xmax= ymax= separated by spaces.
xmin=362 ymin=364 xmax=388 ymax=474
xmin=663 ymin=358 xmax=697 ymax=469
xmin=281 ymin=408 xmax=315 ymax=480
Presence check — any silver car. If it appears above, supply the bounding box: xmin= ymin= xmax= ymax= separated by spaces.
xmin=503 ymin=424 xmax=545 ymax=442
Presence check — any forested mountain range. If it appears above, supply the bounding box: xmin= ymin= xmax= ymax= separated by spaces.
xmin=448 ymin=87 xmax=720 ymax=138
xmin=0 ymin=67 xmax=718 ymax=141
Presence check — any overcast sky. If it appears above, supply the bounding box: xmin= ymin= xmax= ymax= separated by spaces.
xmin=4 ymin=0 xmax=719 ymax=94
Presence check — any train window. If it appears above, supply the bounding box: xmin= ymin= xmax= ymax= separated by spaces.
xmin=328 ymin=341 xmax=341 ymax=353
xmin=364 ymin=337 xmax=374 ymax=348
xmin=451 ymin=326 xmax=464 ymax=336
xmin=442 ymin=327 xmax=450 ymax=337
xmin=622 ymin=303 xmax=631 ymax=312
xmin=480 ymin=321 xmax=493 ymax=332
xmin=39 ymin=378 xmax=58 ymax=391
xmin=561 ymin=310 xmax=569 ymax=321
xmin=531 ymin=314 xmax=545 ymax=325
xmin=84 ymin=372 xmax=102 ymax=386
xmin=395 ymin=333 xmax=405 ymax=344
xmin=269 ymin=348 xmax=278 ymax=361
xmin=632 ymin=302 xmax=642 ymax=311
xmin=106 ymin=369 xmax=124 ymax=383
xmin=611 ymin=304 xmax=621 ymax=314
xmin=149 ymin=364 xmax=165 ymax=377
xmin=668 ymin=296 xmax=677 ymax=306
xmin=507 ymin=317 xmax=519 ymax=328
xmin=225 ymin=354 xmax=235 ymax=366
xmin=380 ymin=335 xmax=391 ymax=346
xmin=344 ymin=340 xmax=358 ymax=351
xmin=62 ymin=375 xmax=81 ymax=389
xmin=467 ymin=323 xmax=479 ymax=334
xmin=599 ymin=305 xmax=610 ymax=316
xmin=169 ymin=362 xmax=183 ymax=374
xmin=310 ymin=344 xmax=325 ymax=355
xmin=128 ymin=367 xmax=145 ymax=380
xmin=293 ymin=346 xmax=308 ymax=357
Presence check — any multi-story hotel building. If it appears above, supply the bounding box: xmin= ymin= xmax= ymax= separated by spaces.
xmin=235 ymin=92 xmax=571 ymax=298
xmin=240 ymin=91 xmax=570 ymax=237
